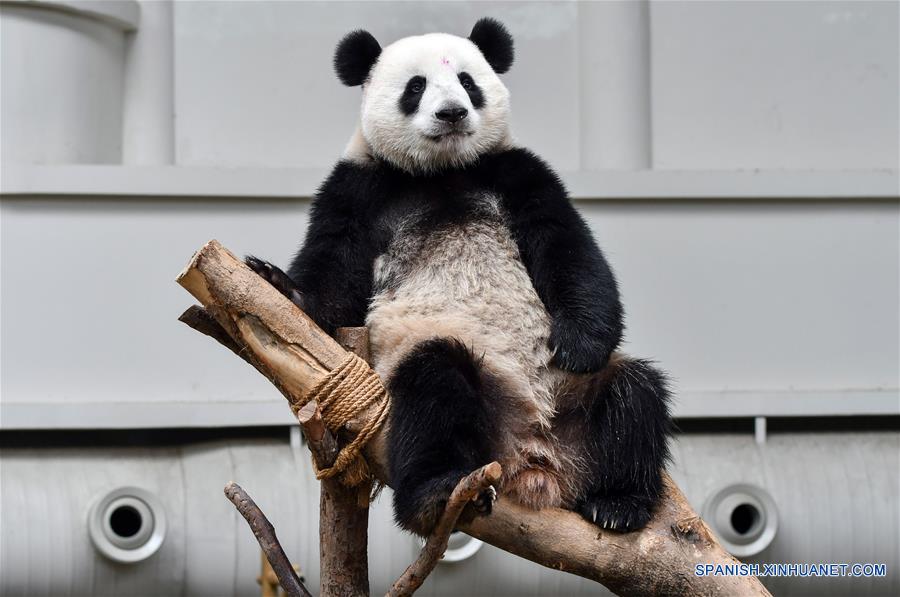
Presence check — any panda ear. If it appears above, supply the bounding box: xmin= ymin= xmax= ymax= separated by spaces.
xmin=468 ymin=18 xmax=514 ymax=74
xmin=334 ymin=30 xmax=382 ymax=86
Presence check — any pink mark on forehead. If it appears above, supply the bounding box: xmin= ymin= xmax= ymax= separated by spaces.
xmin=440 ymin=57 xmax=451 ymax=66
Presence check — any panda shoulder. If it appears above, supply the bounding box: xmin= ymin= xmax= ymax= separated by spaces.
xmin=485 ymin=148 xmax=568 ymax=210
xmin=313 ymin=160 xmax=382 ymax=216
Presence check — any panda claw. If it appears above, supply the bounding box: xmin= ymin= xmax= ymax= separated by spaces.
xmin=577 ymin=494 xmax=653 ymax=533
xmin=471 ymin=484 xmax=497 ymax=515
xmin=244 ymin=255 xmax=302 ymax=305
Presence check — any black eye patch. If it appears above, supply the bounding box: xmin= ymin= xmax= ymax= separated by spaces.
xmin=458 ymin=72 xmax=484 ymax=109
xmin=399 ymin=76 xmax=426 ymax=116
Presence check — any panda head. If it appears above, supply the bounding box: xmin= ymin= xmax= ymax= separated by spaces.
xmin=335 ymin=18 xmax=514 ymax=173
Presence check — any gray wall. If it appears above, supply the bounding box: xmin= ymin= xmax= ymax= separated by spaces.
xmin=1 ymin=0 xmax=898 ymax=430
xmin=1 ymin=3 xmax=898 ymax=596
xmin=3 ymin=433 xmax=897 ymax=596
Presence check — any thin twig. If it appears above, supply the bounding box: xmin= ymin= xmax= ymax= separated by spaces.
xmin=387 ymin=462 xmax=503 ymax=597
xmin=224 ymin=482 xmax=312 ymax=597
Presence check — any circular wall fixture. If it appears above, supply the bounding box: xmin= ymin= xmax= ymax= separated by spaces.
xmin=88 ymin=487 xmax=167 ymax=563
xmin=703 ymin=483 xmax=778 ymax=557
xmin=421 ymin=531 xmax=484 ymax=563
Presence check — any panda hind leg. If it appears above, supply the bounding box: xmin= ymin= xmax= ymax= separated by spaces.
xmin=558 ymin=357 xmax=672 ymax=532
xmin=387 ymin=338 xmax=499 ymax=536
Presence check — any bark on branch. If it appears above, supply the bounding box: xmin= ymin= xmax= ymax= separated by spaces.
xmin=388 ymin=462 xmax=502 ymax=597
xmin=178 ymin=239 xmax=771 ymax=597
xmin=224 ymin=482 xmax=312 ymax=597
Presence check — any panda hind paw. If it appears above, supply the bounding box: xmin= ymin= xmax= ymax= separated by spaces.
xmin=471 ymin=484 xmax=497 ymax=515
xmin=578 ymin=494 xmax=653 ymax=533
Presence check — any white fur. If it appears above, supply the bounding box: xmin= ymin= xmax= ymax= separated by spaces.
xmin=354 ymin=30 xmax=578 ymax=508
xmin=352 ymin=33 xmax=512 ymax=172
xmin=366 ymin=195 xmax=572 ymax=505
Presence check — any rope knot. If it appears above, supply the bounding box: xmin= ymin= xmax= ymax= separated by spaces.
xmin=302 ymin=352 xmax=390 ymax=487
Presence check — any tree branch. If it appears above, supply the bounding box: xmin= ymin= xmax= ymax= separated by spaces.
xmin=224 ymin=482 xmax=312 ymax=597
xmin=307 ymin=327 xmax=372 ymax=597
xmin=296 ymin=400 xmax=339 ymax=465
xmin=178 ymin=239 xmax=771 ymax=597
xmin=388 ymin=462 xmax=503 ymax=597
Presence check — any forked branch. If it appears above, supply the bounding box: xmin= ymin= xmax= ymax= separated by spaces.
xmin=178 ymin=240 xmax=771 ymax=597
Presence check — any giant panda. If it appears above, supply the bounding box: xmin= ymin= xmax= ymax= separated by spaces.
xmin=247 ymin=18 xmax=672 ymax=535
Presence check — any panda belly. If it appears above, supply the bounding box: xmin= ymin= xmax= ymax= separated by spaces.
xmin=366 ymin=195 xmax=569 ymax=507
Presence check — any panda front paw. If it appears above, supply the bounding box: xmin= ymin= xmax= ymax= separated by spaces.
xmin=577 ymin=494 xmax=653 ymax=532
xmin=471 ymin=484 xmax=497 ymax=515
xmin=245 ymin=255 xmax=304 ymax=308
xmin=549 ymin=319 xmax=611 ymax=374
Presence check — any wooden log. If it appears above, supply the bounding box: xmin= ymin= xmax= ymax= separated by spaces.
xmin=177 ymin=239 xmax=346 ymax=405
xmin=461 ymin=472 xmax=767 ymax=596
xmin=181 ymin=243 xmax=371 ymax=597
xmin=297 ymin=398 xmax=370 ymax=597
xmin=297 ymin=401 xmax=339 ymax=466
xmin=313 ymin=328 xmax=372 ymax=597
xmin=178 ymin=239 xmax=771 ymax=597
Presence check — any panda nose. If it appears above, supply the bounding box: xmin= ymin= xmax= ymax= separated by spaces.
xmin=435 ymin=105 xmax=468 ymax=123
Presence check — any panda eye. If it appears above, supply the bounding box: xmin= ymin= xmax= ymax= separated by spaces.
xmin=458 ymin=72 xmax=484 ymax=109
xmin=407 ymin=76 xmax=426 ymax=94
xmin=458 ymin=72 xmax=476 ymax=91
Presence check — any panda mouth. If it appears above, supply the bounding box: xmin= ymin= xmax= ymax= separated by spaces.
xmin=425 ymin=130 xmax=473 ymax=142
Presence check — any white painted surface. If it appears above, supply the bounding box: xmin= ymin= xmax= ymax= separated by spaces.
xmin=577 ymin=0 xmax=651 ymax=169
xmin=0 ymin=2 xmax=131 ymax=164
xmin=2 ymin=389 xmax=897 ymax=430
xmin=1 ymin=0 xmax=140 ymax=30
xmin=1 ymin=197 xmax=896 ymax=428
xmin=587 ymin=200 xmax=900 ymax=392
xmin=170 ymin=1 xmax=584 ymax=170
xmin=122 ymin=0 xmax=175 ymax=165
xmin=2 ymin=0 xmax=141 ymax=31
xmin=650 ymin=0 xmax=899 ymax=170
xmin=0 ymin=198 xmax=303 ymax=423
xmin=2 ymin=1 xmax=896 ymax=172
xmin=1 ymin=1 xmax=897 ymax=428
xmin=166 ymin=0 xmax=897 ymax=172
xmin=3 ymin=164 xmax=897 ymax=199
xmin=2 ymin=434 xmax=897 ymax=595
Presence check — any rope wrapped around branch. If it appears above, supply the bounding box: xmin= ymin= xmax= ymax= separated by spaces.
xmin=300 ymin=351 xmax=390 ymax=487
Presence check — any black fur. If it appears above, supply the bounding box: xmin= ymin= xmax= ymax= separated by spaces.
xmin=490 ymin=149 xmax=623 ymax=373
xmin=388 ymin=338 xmax=499 ymax=534
xmin=334 ymin=30 xmax=381 ymax=86
xmin=556 ymin=358 xmax=672 ymax=531
xmin=458 ymin=72 xmax=485 ymax=109
xmin=247 ymin=148 xmax=664 ymax=534
xmin=251 ymin=150 xmax=621 ymax=355
xmin=468 ymin=18 xmax=514 ymax=74
xmin=245 ymin=255 xmax=304 ymax=309
xmin=399 ymin=76 xmax=426 ymax=116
